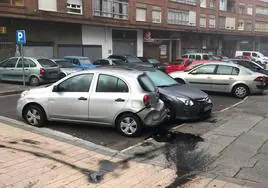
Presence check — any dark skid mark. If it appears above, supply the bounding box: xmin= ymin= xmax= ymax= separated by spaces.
xmin=52 ymin=150 xmax=65 ymax=155
xmin=22 ymin=139 xmax=41 ymax=145
xmin=8 ymin=141 xmax=18 ymax=144
xmin=0 ymin=144 xmax=6 ymax=148
xmin=140 ymin=142 xmax=154 ymax=147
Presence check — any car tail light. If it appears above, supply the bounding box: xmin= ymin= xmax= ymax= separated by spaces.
xmin=143 ymin=95 xmax=151 ymax=108
xmin=254 ymin=76 xmax=265 ymax=82
xmin=40 ymin=68 xmax=46 ymax=76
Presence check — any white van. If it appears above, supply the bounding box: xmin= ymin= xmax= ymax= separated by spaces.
xmin=235 ymin=51 xmax=268 ymax=68
xmin=181 ymin=53 xmax=211 ymax=60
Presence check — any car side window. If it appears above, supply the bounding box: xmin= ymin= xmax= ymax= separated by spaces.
xmin=57 ymin=74 xmax=94 ymax=92
xmin=100 ymin=60 xmax=110 ymax=65
xmin=17 ymin=58 xmax=36 ymax=68
xmin=216 ymin=65 xmax=239 ymax=75
xmin=191 ymin=65 xmax=216 ymax=74
xmin=181 ymin=55 xmax=188 ymax=58
xmin=96 ymin=74 xmax=129 ymax=93
xmin=196 ymin=55 xmax=201 ymax=60
xmin=252 ymin=53 xmax=258 ymax=57
xmin=1 ymin=58 xmax=18 ymax=68
xmin=203 ymin=55 xmax=209 ymax=60
xmin=189 ymin=55 xmax=195 ymax=59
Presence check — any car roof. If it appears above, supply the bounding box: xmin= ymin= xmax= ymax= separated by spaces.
xmin=183 ymin=53 xmax=210 ymax=55
xmin=52 ymin=59 xmax=69 ymax=61
xmin=64 ymin=56 xmax=88 ymax=59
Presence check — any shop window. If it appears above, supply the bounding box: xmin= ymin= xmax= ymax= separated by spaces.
xmin=152 ymin=7 xmax=161 ymax=23
xmin=67 ymin=0 xmax=82 ymax=14
xmin=136 ymin=5 xmax=147 ymax=22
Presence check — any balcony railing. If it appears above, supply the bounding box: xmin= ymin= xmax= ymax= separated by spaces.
xmin=93 ymin=0 xmax=128 ymax=20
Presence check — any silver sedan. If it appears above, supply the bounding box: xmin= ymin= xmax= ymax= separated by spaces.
xmin=169 ymin=62 xmax=267 ymax=98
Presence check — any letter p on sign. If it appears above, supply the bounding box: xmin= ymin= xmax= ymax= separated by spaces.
xmin=16 ymin=30 xmax=26 ymax=45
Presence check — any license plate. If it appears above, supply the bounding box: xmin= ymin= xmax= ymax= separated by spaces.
xmin=204 ymin=105 xmax=212 ymax=112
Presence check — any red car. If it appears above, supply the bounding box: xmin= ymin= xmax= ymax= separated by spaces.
xmin=165 ymin=58 xmax=220 ymax=73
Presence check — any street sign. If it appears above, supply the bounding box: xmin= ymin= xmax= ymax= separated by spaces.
xmin=16 ymin=30 xmax=26 ymax=44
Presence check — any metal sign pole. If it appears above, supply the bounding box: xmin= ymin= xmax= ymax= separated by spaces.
xmin=21 ymin=43 xmax=25 ymax=86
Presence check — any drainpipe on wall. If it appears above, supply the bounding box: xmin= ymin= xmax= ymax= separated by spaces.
xmin=169 ymin=39 xmax=172 ymax=62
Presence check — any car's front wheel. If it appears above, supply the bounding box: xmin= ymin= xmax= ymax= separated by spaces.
xmin=23 ymin=105 xmax=46 ymax=127
xmin=116 ymin=113 xmax=142 ymax=137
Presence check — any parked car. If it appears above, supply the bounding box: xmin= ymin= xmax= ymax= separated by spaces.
xmin=108 ymin=54 xmax=144 ymax=64
xmin=92 ymin=58 xmax=125 ymax=66
xmin=181 ymin=53 xmax=212 ymax=60
xmin=17 ymin=67 xmax=167 ymax=137
xmin=169 ymin=62 xmax=268 ymax=98
xmin=52 ymin=59 xmax=83 ymax=79
xmin=0 ymin=57 xmax=60 ymax=86
xmin=228 ymin=59 xmax=268 ymax=76
xmin=138 ymin=57 xmax=167 ymax=72
xmin=165 ymin=58 xmax=193 ymax=73
xmin=212 ymin=55 xmax=229 ymax=61
xmin=64 ymin=56 xmax=96 ymax=70
xmin=235 ymin=51 xmax=268 ymax=68
xmin=109 ymin=64 xmax=213 ymax=121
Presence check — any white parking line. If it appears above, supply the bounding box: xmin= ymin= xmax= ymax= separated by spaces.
xmin=218 ymin=96 xmax=248 ymax=113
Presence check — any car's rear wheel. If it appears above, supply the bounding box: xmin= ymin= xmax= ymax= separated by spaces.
xmin=232 ymin=84 xmax=249 ymax=99
xmin=29 ymin=76 xmax=40 ymax=86
xmin=165 ymin=103 xmax=176 ymax=122
xmin=23 ymin=105 xmax=46 ymax=127
xmin=116 ymin=113 xmax=142 ymax=137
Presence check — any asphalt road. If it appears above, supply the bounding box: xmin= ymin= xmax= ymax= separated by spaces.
xmin=0 ymin=93 xmax=241 ymax=151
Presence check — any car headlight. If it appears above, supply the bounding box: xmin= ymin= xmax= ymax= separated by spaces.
xmin=177 ymin=97 xmax=194 ymax=106
xmin=207 ymin=98 xmax=212 ymax=103
xmin=20 ymin=90 xmax=28 ymax=98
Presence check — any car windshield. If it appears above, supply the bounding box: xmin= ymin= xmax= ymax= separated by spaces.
xmin=184 ymin=64 xmax=203 ymax=72
xmin=148 ymin=59 xmax=160 ymax=64
xmin=37 ymin=59 xmax=58 ymax=67
xmin=55 ymin=60 xmax=74 ymax=68
xmin=146 ymin=70 xmax=178 ymax=87
xmin=172 ymin=59 xmax=185 ymax=64
xmin=126 ymin=56 xmax=143 ymax=63
xmin=79 ymin=58 xmax=92 ymax=64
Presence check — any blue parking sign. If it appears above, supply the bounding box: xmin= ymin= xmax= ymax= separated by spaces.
xmin=16 ymin=30 xmax=26 ymax=44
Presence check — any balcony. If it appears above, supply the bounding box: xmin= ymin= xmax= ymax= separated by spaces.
xmin=93 ymin=0 xmax=128 ymax=20
xmin=169 ymin=0 xmax=197 ymax=6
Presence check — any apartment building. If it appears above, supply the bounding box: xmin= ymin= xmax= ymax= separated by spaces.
xmin=1 ymin=0 xmax=268 ymax=61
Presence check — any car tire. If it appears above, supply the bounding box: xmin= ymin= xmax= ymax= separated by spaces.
xmin=232 ymin=84 xmax=249 ymax=99
xmin=23 ymin=105 xmax=46 ymax=127
xmin=29 ymin=76 xmax=40 ymax=86
xmin=175 ymin=78 xmax=185 ymax=84
xmin=116 ymin=113 xmax=142 ymax=137
xmin=165 ymin=103 xmax=176 ymax=122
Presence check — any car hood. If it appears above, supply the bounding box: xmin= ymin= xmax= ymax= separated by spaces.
xmin=23 ymin=85 xmax=51 ymax=96
xmin=158 ymin=84 xmax=208 ymax=99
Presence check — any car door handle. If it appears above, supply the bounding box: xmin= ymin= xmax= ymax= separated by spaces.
xmin=115 ymin=98 xmax=125 ymax=102
xmin=78 ymin=97 xmax=87 ymax=101
xmin=228 ymin=77 xmax=234 ymax=80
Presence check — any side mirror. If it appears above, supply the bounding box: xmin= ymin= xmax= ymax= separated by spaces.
xmin=52 ymin=85 xmax=59 ymax=92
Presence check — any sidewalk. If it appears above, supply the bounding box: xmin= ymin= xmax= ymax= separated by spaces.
xmin=0 ymin=122 xmax=176 ymax=188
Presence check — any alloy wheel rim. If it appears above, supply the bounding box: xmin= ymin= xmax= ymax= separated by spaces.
xmin=26 ymin=109 xmax=41 ymax=126
xmin=235 ymin=87 xmax=246 ymax=98
xmin=120 ymin=117 xmax=137 ymax=135
xmin=31 ymin=78 xmax=38 ymax=85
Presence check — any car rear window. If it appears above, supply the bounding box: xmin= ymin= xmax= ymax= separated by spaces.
xmin=38 ymin=59 xmax=58 ymax=67
xmin=138 ymin=74 xmax=156 ymax=92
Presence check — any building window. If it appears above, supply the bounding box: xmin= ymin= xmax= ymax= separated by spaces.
xmin=255 ymin=22 xmax=268 ymax=32
xmin=247 ymin=6 xmax=253 ymax=15
xmin=245 ymin=22 xmax=252 ymax=31
xmin=219 ymin=0 xmax=227 ymax=11
xmin=169 ymin=0 xmax=197 ymax=6
xmin=237 ymin=20 xmax=244 ymax=30
xmin=38 ymin=0 xmax=57 ymax=12
xmin=200 ymin=15 xmax=206 ymax=28
xmin=67 ymin=0 xmax=82 ymax=14
xmin=168 ymin=9 xmax=189 ymax=25
xmin=209 ymin=16 xmax=216 ymax=28
xmin=209 ymin=0 xmax=216 ymax=9
xmin=238 ymin=4 xmax=246 ymax=14
xmin=93 ymin=0 xmax=128 ymax=20
xmin=256 ymin=6 xmax=268 ymax=16
xmin=0 ymin=0 xmax=10 ymax=4
xmin=219 ymin=16 xmax=226 ymax=29
xmin=136 ymin=6 xmax=146 ymax=22
xmin=152 ymin=7 xmax=161 ymax=23
xmin=200 ymin=0 xmax=206 ymax=8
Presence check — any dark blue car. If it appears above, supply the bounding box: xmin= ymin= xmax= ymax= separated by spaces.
xmin=64 ymin=56 xmax=96 ymax=70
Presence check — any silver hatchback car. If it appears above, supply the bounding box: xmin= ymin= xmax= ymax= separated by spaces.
xmin=17 ymin=67 xmax=167 ymax=137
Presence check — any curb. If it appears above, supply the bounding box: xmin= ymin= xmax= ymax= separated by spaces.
xmin=0 ymin=90 xmax=25 ymax=96
xmin=0 ymin=116 xmax=126 ymax=159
